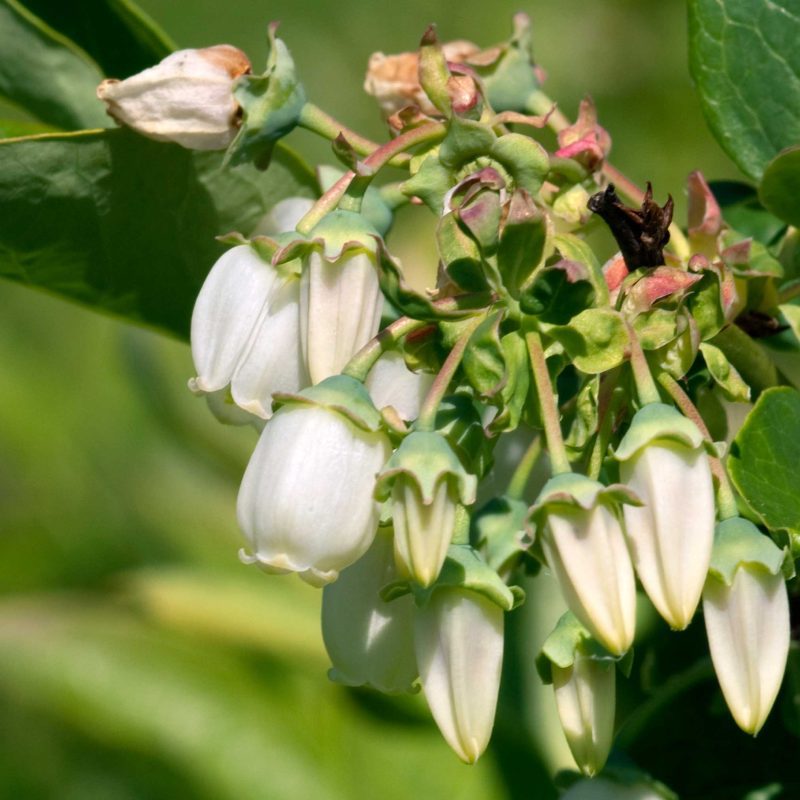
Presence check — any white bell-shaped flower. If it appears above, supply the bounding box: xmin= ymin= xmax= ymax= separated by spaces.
xmin=237 ymin=376 xmax=392 ymax=586
xmin=552 ymin=654 xmax=616 ymax=776
xmin=414 ymin=587 xmax=504 ymax=763
xmin=616 ymin=403 xmax=716 ymax=630
xmin=97 ymin=45 xmax=251 ymax=150
xmin=375 ymin=432 xmax=477 ymax=588
xmin=321 ymin=526 xmax=418 ymax=693
xmin=703 ymin=517 xmax=790 ymax=735
xmin=532 ymin=474 xmax=638 ymax=656
xmin=189 ymin=245 xmax=307 ymax=423
xmin=365 ymin=350 xmax=434 ymax=421
xmin=298 ymin=210 xmax=384 ymax=384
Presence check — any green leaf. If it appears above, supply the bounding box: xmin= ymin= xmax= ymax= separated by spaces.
xmin=551 ymin=233 xmax=608 ymax=306
xmin=462 ymin=311 xmax=505 ymax=397
xmin=0 ymin=129 xmax=317 ymax=338
xmin=19 ymin=0 xmax=175 ymax=77
xmin=0 ymin=0 xmax=109 ymax=130
xmin=709 ymin=180 xmax=786 ymax=245
xmin=548 ymin=308 xmax=629 ymax=374
xmin=710 ymin=324 xmax=779 ymax=398
xmin=728 ymin=386 xmax=800 ymax=536
xmin=688 ymin=0 xmax=800 ymax=181
xmin=520 ymin=259 xmax=595 ymax=324
xmin=759 ymin=145 xmax=800 ymax=227
xmin=699 ymin=342 xmax=751 ymax=402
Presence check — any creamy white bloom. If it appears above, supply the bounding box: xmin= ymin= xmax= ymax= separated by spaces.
xmin=300 ymin=249 xmax=383 ymax=384
xmin=237 ymin=402 xmax=391 ymax=586
xmin=189 ymin=245 xmax=307 ymax=421
xmin=365 ymin=351 xmax=433 ymax=421
xmin=322 ymin=527 xmax=417 ymax=693
xmin=552 ymin=655 xmax=615 ymax=776
xmin=97 ymin=45 xmax=250 ymax=149
xmin=414 ymin=588 xmax=504 ymax=763
xmin=250 ymin=197 xmax=315 ymax=238
xmin=619 ymin=434 xmax=715 ymax=631
xmin=392 ymin=478 xmax=459 ymax=587
xmin=704 ymin=565 xmax=790 ymax=735
xmin=542 ymin=502 xmax=636 ymax=656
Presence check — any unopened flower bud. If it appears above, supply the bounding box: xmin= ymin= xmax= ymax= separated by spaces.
xmin=322 ymin=526 xmax=417 ymax=693
xmin=189 ymin=244 xmax=306 ymax=422
xmin=530 ymin=474 xmax=638 ymax=656
xmin=237 ymin=376 xmax=391 ymax=586
xmin=414 ymin=586 xmax=504 ymax=763
xmin=703 ymin=517 xmax=790 ymax=735
xmin=97 ymin=46 xmax=250 ymax=150
xmin=615 ymin=404 xmax=715 ymax=630
xmin=375 ymin=432 xmax=477 ymax=587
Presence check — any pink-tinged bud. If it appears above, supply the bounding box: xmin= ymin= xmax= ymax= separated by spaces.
xmin=615 ymin=404 xmax=715 ymax=631
xmin=703 ymin=518 xmax=790 ymax=735
xmin=97 ymin=45 xmax=250 ymax=150
xmin=414 ymin=587 xmax=503 ymax=763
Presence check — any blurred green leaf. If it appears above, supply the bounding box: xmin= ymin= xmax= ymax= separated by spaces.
xmin=0 ymin=0 xmax=109 ymax=130
xmin=0 ymin=129 xmax=317 ymax=338
xmin=689 ymin=0 xmax=800 ymax=180
xmin=0 ymin=601 xmax=342 ymax=800
xmin=728 ymin=387 xmax=800 ymax=536
xmin=709 ymin=180 xmax=786 ymax=246
xmin=759 ymin=146 xmax=800 ymax=227
xmin=20 ymin=0 xmax=175 ymax=77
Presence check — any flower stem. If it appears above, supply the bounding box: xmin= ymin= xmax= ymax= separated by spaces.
xmin=296 ymin=121 xmax=446 ymax=234
xmin=417 ymin=317 xmax=482 ymax=432
xmin=507 ymin=434 xmax=542 ymax=500
xmin=298 ymin=102 xmax=410 ymax=168
xmin=627 ymin=326 xmax=661 ymax=406
xmin=588 ymin=378 xmax=623 ymax=481
xmin=342 ymin=317 xmax=429 ymax=382
xmin=658 ymin=372 xmax=739 ymax=520
xmin=525 ymin=330 xmax=571 ymax=476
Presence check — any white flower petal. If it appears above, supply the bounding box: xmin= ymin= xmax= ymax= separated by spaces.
xmin=414 ymin=589 xmax=504 ymax=763
xmin=190 ymin=245 xmax=281 ymax=394
xmin=365 ymin=351 xmax=433 ymax=421
xmin=237 ymin=405 xmax=391 ymax=584
xmin=250 ymin=197 xmax=315 ymax=237
xmin=703 ymin=567 xmax=790 ymax=734
xmin=543 ymin=504 xmax=636 ymax=656
xmin=622 ymin=442 xmax=715 ymax=630
xmin=300 ymin=250 xmax=384 ymax=384
xmin=322 ymin=527 xmax=418 ymax=693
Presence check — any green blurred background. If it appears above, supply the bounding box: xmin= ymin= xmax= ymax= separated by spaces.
xmin=0 ymin=1 xmax=744 ymax=798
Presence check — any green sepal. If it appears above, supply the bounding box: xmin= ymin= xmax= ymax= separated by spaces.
xmin=317 ymin=165 xmax=393 ymax=236
xmin=438 ymin=117 xmax=497 ymax=170
xmin=497 ymin=190 xmax=551 ymax=297
xmin=417 ymin=544 xmax=523 ymax=611
xmin=536 ymin=611 xmax=633 ymax=685
xmin=274 ymin=209 xmax=380 ymax=263
xmin=401 ymin=153 xmax=454 ymax=213
xmin=488 ymin=331 xmax=531 ymax=434
xmin=436 ymin=211 xmax=488 ymax=292
xmin=462 ymin=310 xmax=505 ymax=398
xmin=546 ymin=308 xmax=629 ymax=374
xmin=374 ymin=430 xmax=477 ymax=505
xmin=472 ymin=495 xmax=529 ymax=575
xmin=272 ymin=374 xmax=383 ymax=433
xmin=375 ymin=239 xmax=491 ymax=321
xmin=489 ymin=133 xmax=549 ymax=196
xmin=418 ymin=25 xmax=452 ymax=117
xmin=707 ymin=517 xmax=790 ymax=586
xmin=613 ymin=403 xmax=706 ymax=462
xmin=476 ymin=13 xmax=542 ymax=113
xmin=226 ymin=24 xmax=306 ymax=169
xmin=529 ymin=472 xmax=641 ymax=529
xmin=699 ymin=342 xmax=751 ymax=403
xmin=434 ymin=393 xmax=493 ymax=477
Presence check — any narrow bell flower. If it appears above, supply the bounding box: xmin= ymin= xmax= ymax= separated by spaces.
xmin=365 ymin=350 xmax=434 ymax=421
xmin=615 ymin=403 xmax=716 ymax=630
xmin=321 ymin=526 xmax=418 ymax=693
xmin=189 ymin=244 xmax=307 ymax=422
xmin=538 ymin=613 xmax=618 ymax=777
xmin=703 ymin=517 xmax=790 ymax=735
xmin=97 ymin=45 xmax=251 ymax=149
xmin=375 ymin=432 xmax=477 ymax=587
xmin=295 ymin=210 xmax=384 ymax=384
xmin=414 ymin=586 xmax=504 ymax=763
xmin=530 ymin=474 xmax=638 ymax=656
xmin=237 ymin=376 xmax=392 ymax=586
